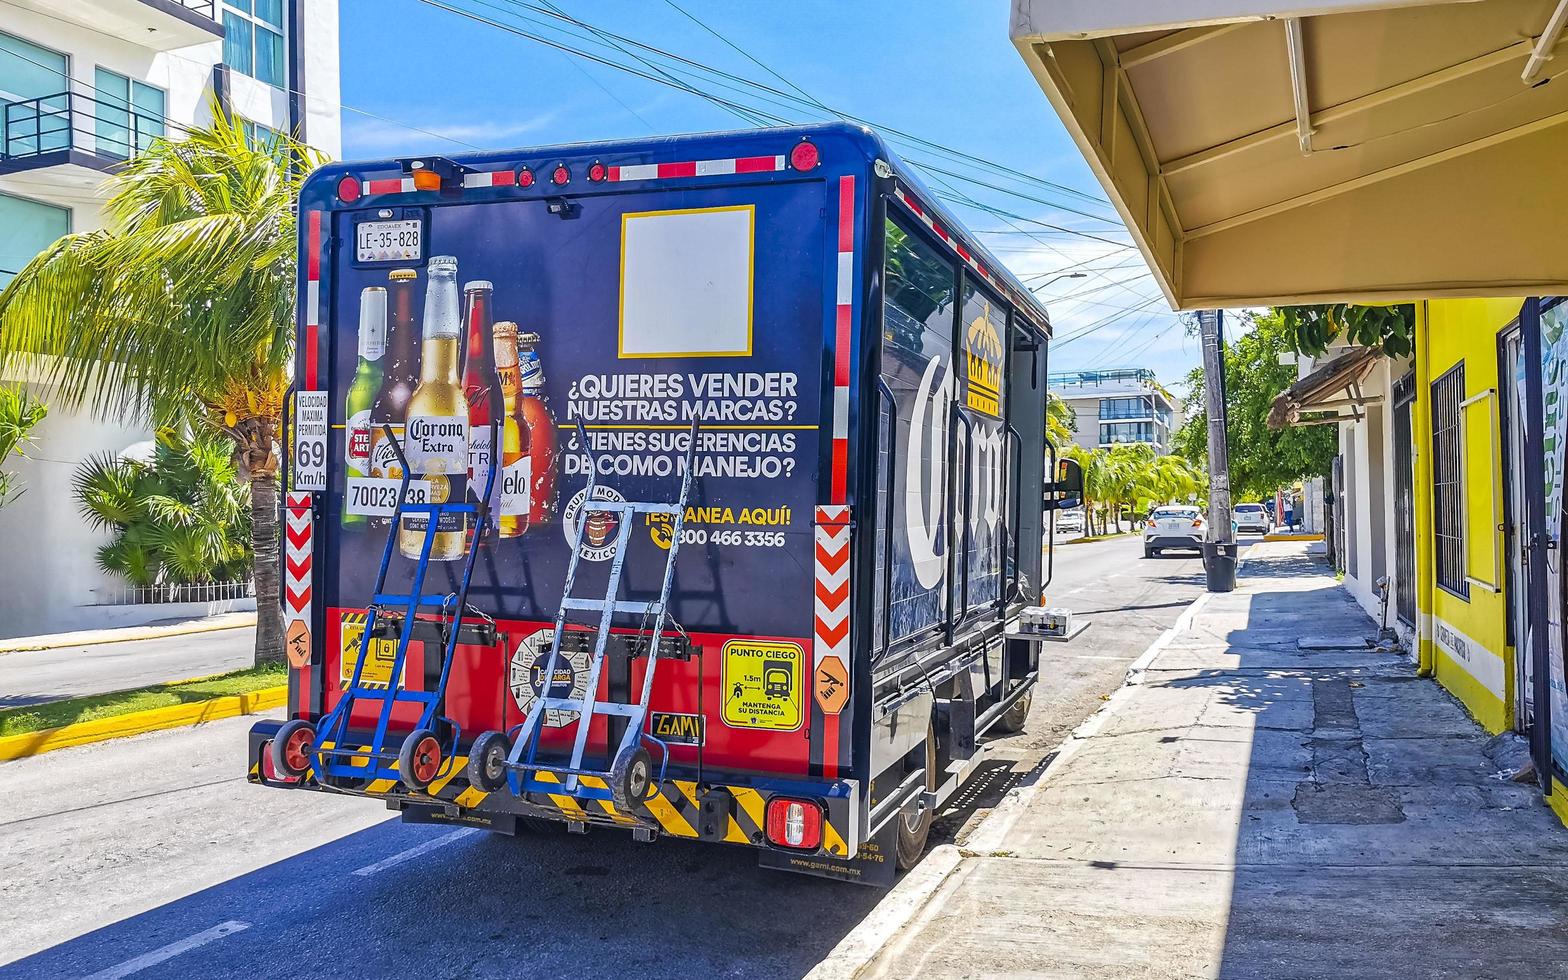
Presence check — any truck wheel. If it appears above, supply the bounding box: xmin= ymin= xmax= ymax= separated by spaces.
xmin=271 ymin=719 xmax=315 ymax=779
xmin=994 ymin=690 xmax=1033 ymax=734
xmin=610 ymin=745 xmax=653 ymax=811
xmin=896 ymin=724 xmax=938 ymax=872
xmin=399 ymin=729 xmax=443 ymax=792
xmin=466 ymin=730 xmax=511 ymax=793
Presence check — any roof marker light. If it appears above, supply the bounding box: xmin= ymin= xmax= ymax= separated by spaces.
xmin=551 ymin=164 xmax=570 ymax=186
xmin=517 ymin=167 xmax=535 ymax=188
xmin=336 ymin=175 xmax=361 ymax=203
xmin=588 ymin=161 xmax=607 ymax=182
xmin=789 ymin=140 xmax=819 ymax=172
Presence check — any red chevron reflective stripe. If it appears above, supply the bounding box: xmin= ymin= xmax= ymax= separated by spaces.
xmin=286 ymin=553 xmax=311 ymax=579
xmin=286 ymin=524 xmax=311 ymax=549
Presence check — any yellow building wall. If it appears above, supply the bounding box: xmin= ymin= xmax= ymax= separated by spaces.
xmin=1413 ymin=299 xmax=1522 ymax=734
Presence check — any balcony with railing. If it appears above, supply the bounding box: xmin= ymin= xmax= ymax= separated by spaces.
xmin=0 ymin=90 xmax=170 ymax=181
xmin=7 ymin=0 xmax=222 ymax=51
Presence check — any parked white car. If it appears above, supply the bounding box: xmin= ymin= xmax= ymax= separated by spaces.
xmin=1055 ymin=508 xmax=1085 ymax=533
xmin=1233 ymin=502 xmax=1272 ymax=535
xmin=1143 ymin=505 xmax=1206 ymax=557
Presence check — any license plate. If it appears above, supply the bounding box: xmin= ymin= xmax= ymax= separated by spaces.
xmin=356 ymin=219 xmax=422 ymax=262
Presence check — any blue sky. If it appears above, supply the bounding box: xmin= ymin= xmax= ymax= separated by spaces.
xmin=337 ymin=0 xmax=1201 ymax=384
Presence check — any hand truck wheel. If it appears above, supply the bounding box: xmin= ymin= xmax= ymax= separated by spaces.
xmin=466 ymin=730 xmax=511 ymax=793
xmin=399 ymin=728 xmax=443 ymax=792
xmin=270 ymin=719 xmax=316 ymax=780
xmin=610 ymin=744 xmax=653 ymax=812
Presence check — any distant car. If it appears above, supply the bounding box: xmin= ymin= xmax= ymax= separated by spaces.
xmin=1056 ymin=508 xmax=1085 ymax=533
xmin=1143 ymin=505 xmax=1207 ymax=557
xmin=1233 ymin=503 xmax=1271 ymax=535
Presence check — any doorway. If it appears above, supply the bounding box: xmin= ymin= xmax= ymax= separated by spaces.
xmin=1392 ymin=374 xmax=1416 ymax=629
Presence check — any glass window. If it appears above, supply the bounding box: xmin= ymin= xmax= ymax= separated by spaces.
xmin=131 ymin=80 xmax=164 ymax=151
xmin=0 ymin=31 xmax=68 ymax=157
xmin=0 ymin=192 xmax=69 ymax=289
xmin=1431 ymin=363 xmax=1467 ymax=597
xmin=241 ymin=118 xmax=280 ymax=152
xmin=880 ymin=218 xmax=956 ymax=644
xmin=0 ymin=30 xmax=67 ymax=102
xmin=93 ymin=70 xmax=165 ymax=159
xmin=224 ymin=2 xmax=285 ymax=88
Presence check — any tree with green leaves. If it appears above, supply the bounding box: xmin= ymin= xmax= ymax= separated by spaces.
xmin=73 ymin=428 xmax=252 ymax=593
xmin=0 ymin=110 xmax=320 ymax=664
xmin=1281 ymin=303 xmax=1414 ymax=358
xmin=1047 ymin=392 xmax=1076 ymax=446
xmin=0 ymin=385 xmax=47 ymax=509
xmin=1173 ymin=310 xmax=1337 ymax=500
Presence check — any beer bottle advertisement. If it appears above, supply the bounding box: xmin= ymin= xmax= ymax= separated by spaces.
xmin=461 ymin=280 xmax=500 ymax=518
xmin=341 ymin=286 xmax=385 ymax=529
xmin=401 ymin=254 xmax=469 ymax=560
xmin=492 ymin=321 xmax=530 ymax=538
xmin=325 ymin=184 xmax=823 ymax=650
xmin=369 ymin=268 xmax=420 ymax=488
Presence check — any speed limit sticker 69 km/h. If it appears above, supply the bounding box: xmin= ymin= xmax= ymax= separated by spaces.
xmin=293 ymin=390 xmax=329 ymax=493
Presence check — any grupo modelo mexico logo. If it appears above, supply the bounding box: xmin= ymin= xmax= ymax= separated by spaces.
xmin=561 ymin=484 xmax=627 ymax=561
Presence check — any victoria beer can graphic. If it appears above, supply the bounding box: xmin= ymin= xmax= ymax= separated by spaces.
xmin=492 ymin=321 xmax=528 ymax=538
xmin=517 ymin=331 xmax=558 ymax=524
xmin=400 ymin=256 xmax=468 ymax=560
xmin=342 ymin=286 xmax=385 ymax=529
xmin=370 ymin=268 xmax=419 ymax=528
xmin=462 ymin=280 xmax=499 ymax=543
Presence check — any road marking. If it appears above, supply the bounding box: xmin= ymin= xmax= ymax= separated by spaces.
xmin=352 ymin=828 xmax=478 ymax=877
xmin=82 ymin=920 xmax=250 ymax=979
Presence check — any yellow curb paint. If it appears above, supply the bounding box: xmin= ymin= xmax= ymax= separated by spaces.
xmin=1550 ymin=786 xmax=1568 ymax=829
xmin=0 ymin=685 xmax=287 ymax=761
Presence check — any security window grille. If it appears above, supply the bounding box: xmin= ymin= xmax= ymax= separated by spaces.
xmin=1431 ymin=364 xmax=1467 ymax=598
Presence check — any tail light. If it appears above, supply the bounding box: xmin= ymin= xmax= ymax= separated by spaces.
xmin=1192 ymin=516 xmax=1205 ymax=527
xmin=336 ymin=174 xmax=361 ymax=203
xmin=588 ymin=161 xmax=607 ymax=182
xmin=789 ymin=140 xmax=820 ymax=172
xmin=551 ymin=164 xmax=570 ymax=186
xmin=517 ymin=167 xmax=535 ymax=188
xmin=1146 ymin=518 xmax=1157 ymax=529
xmin=766 ymin=797 xmax=823 ymax=850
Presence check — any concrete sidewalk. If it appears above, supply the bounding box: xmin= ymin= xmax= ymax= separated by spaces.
xmin=831 ymin=541 xmax=1568 ymax=979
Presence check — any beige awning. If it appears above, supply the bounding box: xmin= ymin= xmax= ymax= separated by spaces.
xmin=1011 ymin=0 xmax=1568 ymax=309
xmin=1268 ymin=345 xmax=1382 ymax=427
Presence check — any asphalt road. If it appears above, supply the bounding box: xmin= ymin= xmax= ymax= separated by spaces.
xmin=0 ymin=533 xmax=1250 ymax=979
xmin=0 ymin=626 xmax=256 ymax=708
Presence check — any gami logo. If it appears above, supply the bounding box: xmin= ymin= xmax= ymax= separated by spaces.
xmin=650 ymin=711 xmax=705 ymax=745
xmin=964 ymin=299 xmax=1004 ymax=418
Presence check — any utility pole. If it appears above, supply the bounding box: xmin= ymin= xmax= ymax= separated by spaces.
xmin=1199 ymin=309 xmax=1237 ymax=591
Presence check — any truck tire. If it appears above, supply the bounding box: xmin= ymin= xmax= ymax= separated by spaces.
xmin=895 ymin=724 xmax=938 ymax=872
xmin=271 ymin=719 xmax=316 ymax=779
xmin=994 ymin=690 xmax=1032 ymax=735
xmin=399 ymin=729 xmax=443 ymax=792
xmin=466 ymin=730 xmax=511 ymax=793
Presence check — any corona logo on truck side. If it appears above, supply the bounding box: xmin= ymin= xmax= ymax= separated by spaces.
xmin=905 ymin=355 xmax=952 ymax=590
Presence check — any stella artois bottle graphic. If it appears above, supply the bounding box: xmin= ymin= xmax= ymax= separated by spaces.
xmin=461 ymin=281 xmax=499 ymax=541
xmin=369 ymin=268 xmax=419 ymax=528
xmin=400 ymin=256 xmax=468 ymax=560
xmin=517 ymin=331 xmax=558 ymax=525
xmin=342 ymin=286 xmax=386 ymax=529
xmin=491 ymin=321 xmax=528 ymax=538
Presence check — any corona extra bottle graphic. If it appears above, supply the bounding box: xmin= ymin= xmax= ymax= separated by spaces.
xmin=517 ymin=331 xmax=558 ymax=525
xmin=370 ymin=268 xmax=420 ymax=528
xmin=492 ymin=321 xmax=528 ymax=538
xmin=342 ymin=286 xmax=386 ymax=529
xmin=400 ymin=256 xmax=468 ymax=560
xmin=461 ymin=281 xmax=499 ymax=536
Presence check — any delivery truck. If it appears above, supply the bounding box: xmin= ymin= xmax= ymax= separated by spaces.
xmin=248 ymin=123 xmax=1077 ymax=884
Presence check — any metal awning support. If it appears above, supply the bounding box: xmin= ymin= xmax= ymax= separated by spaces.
xmin=1284 ymin=18 xmax=1316 ymax=153
xmin=1523 ymin=0 xmax=1568 ymax=83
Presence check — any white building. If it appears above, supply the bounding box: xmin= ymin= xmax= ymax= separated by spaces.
xmin=0 ymin=0 xmax=339 ymax=638
xmin=1048 ymin=367 xmax=1177 ymax=454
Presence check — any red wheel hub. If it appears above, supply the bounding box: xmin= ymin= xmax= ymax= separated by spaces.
xmin=412 ymin=736 xmax=441 ymax=784
xmin=282 ymin=727 xmax=312 ymax=774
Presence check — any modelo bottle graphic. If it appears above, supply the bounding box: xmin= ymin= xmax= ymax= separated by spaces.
xmin=461 ymin=281 xmax=499 ymax=534
xmin=369 ymin=268 xmax=419 ymax=529
xmin=400 ymin=256 xmax=468 ymax=560
xmin=517 ymin=331 xmax=558 ymax=525
xmin=492 ymin=321 xmax=528 ymax=538
xmin=342 ymin=286 xmax=386 ymax=529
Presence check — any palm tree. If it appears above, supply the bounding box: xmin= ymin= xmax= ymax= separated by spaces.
xmin=0 ymin=385 xmax=47 ymax=509
xmin=1046 ymin=393 xmax=1076 ymax=447
xmin=0 ymin=110 xmax=320 ymax=664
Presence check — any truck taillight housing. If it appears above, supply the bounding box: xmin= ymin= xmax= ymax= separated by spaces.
xmin=517 ymin=167 xmax=535 ymax=188
xmin=551 ymin=164 xmax=570 ymax=186
xmin=766 ymin=797 xmax=822 ymax=850
xmin=789 ymin=140 xmax=819 ymax=172
xmin=336 ymin=175 xmax=361 ymax=203
xmin=588 ymin=161 xmax=607 ymax=182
